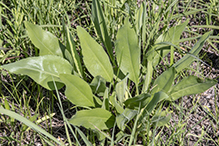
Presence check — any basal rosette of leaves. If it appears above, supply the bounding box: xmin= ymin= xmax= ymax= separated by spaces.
xmin=0 ymin=0 xmax=217 ymax=143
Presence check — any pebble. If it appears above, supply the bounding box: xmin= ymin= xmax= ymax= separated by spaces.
xmin=209 ymin=100 xmax=214 ymax=105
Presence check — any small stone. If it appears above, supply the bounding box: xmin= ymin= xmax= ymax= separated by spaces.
xmin=209 ymin=100 xmax=214 ymax=105
xmin=206 ymin=95 xmax=211 ymax=99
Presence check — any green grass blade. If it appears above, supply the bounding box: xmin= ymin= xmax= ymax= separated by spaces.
xmin=191 ymin=25 xmax=219 ymax=30
xmin=128 ymin=105 xmax=141 ymax=146
xmin=66 ymin=27 xmax=83 ymax=77
xmin=173 ymin=31 xmax=211 ymax=72
xmin=0 ymin=107 xmax=63 ymax=146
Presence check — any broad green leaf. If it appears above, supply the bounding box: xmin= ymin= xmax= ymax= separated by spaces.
xmin=145 ymin=91 xmax=169 ymax=115
xmin=146 ymin=20 xmax=189 ymax=66
xmin=135 ymin=3 xmax=144 ymax=34
xmin=25 ymin=22 xmax=63 ymax=57
xmin=1 ymin=55 xmax=72 ymax=90
xmin=141 ymin=2 xmax=147 ymax=48
xmin=66 ymin=27 xmax=83 ymax=77
xmin=151 ymin=67 xmax=176 ymax=94
xmin=69 ymin=108 xmax=115 ymax=130
xmin=142 ymin=60 xmax=153 ymax=93
xmin=173 ymin=31 xmax=211 ymax=72
xmin=102 ymin=88 xmax=109 ymax=110
xmin=59 ymin=74 xmax=95 ymax=107
xmin=77 ymin=26 xmax=113 ymax=82
xmin=116 ymin=108 xmax=138 ymax=130
xmin=90 ymin=75 xmax=106 ymax=96
xmin=169 ymin=76 xmax=217 ymax=101
xmin=151 ymin=111 xmax=171 ymax=127
xmin=115 ymin=17 xmax=140 ymax=84
xmin=92 ymin=0 xmax=114 ymax=64
xmin=124 ymin=93 xmax=151 ymax=109
xmin=0 ymin=107 xmax=63 ymax=146
xmin=109 ymin=92 xmax=124 ymax=114
xmin=116 ymin=75 xmax=128 ymax=104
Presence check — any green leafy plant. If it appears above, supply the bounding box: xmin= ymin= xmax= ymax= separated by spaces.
xmin=1 ymin=0 xmax=217 ymax=145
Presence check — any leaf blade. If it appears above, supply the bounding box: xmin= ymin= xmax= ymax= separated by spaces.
xmin=1 ymin=55 xmax=72 ymax=90
xmin=115 ymin=18 xmax=140 ymax=84
xmin=124 ymin=93 xmax=151 ymax=109
xmin=77 ymin=26 xmax=113 ymax=82
xmin=69 ymin=108 xmax=115 ymax=130
xmin=91 ymin=0 xmax=114 ymax=64
xmin=151 ymin=67 xmax=176 ymax=94
xmin=169 ymin=76 xmax=217 ymax=101
xmin=116 ymin=108 xmax=138 ymax=130
xmin=25 ymin=22 xmax=63 ymax=56
xmin=146 ymin=20 xmax=189 ymax=67
xmin=173 ymin=31 xmax=211 ymax=72
xmin=66 ymin=27 xmax=83 ymax=77
xmin=116 ymin=75 xmax=128 ymax=104
xmin=59 ymin=74 xmax=95 ymax=107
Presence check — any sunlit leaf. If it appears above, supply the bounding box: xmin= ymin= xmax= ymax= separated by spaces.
xmin=69 ymin=108 xmax=115 ymax=130
xmin=142 ymin=60 xmax=153 ymax=93
xmin=102 ymin=88 xmax=109 ymax=110
xmin=25 ymin=22 xmax=63 ymax=57
xmin=59 ymin=74 xmax=95 ymax=107
xmin=115 ymin=17 xmax=140 ymax=84
xmin=1 ymin=55 xmax=72 ymax=90
xmin=77 ymin=26 xmax=113 ymax=82
xmin=66 ymin=27 xmax=83 ymax=77
xmin=116 ymin=75 xmax=128 ymax=104
xmin=92 ymin=0 xmax=114 ymax=63
xmin=109 ymin=92 xmax=124 ymax=114
xmin=146 ymin=20 xmax=189 ymax=66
